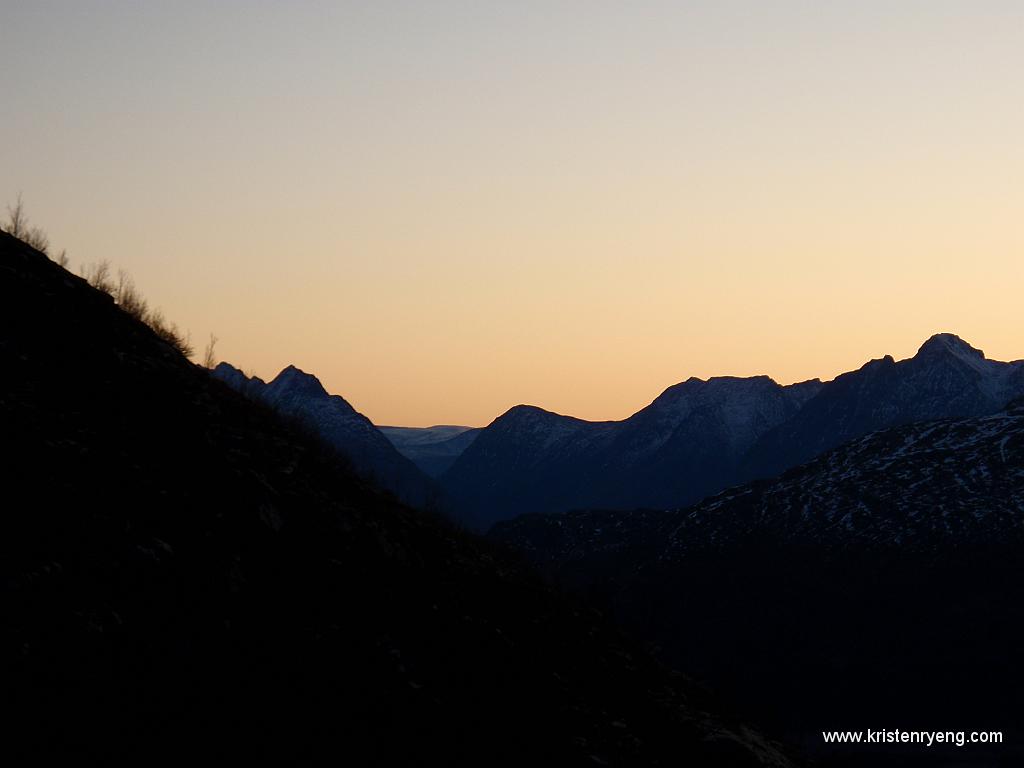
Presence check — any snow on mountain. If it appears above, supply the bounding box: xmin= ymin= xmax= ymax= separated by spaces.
xmin=493 ymin=397 xmax=1024 ymax=562
xmin=490 ymin=398 xmax=1024 ymax=756
xmin=742 ymin=333 xmax=1024 ymax=480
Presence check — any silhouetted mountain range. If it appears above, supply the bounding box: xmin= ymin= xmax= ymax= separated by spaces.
xmin=213 ymin=362 xmax=437 ymax=507
xmin=495 ymin=398 xmax=1024 ymax=562
xmin=742 ymin=333 xmax=1024 ymax=481
xmin=442 ymin=334 xmax=1024 ymax=530
xmin=0 ymin=230 xmax=802 ymax=766
xmin=492 ymin=401 xmax=1024 ymax=765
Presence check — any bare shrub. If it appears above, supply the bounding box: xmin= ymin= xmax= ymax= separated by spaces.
xmin=23 ymin=221 xmax=196 ymax=361
xmin=83 ymin=260 xmax=114 ymax=294
xmin=3 ymin=195 xmax=51 ymax=254
xmin=5 ymin=193 xmax=27 ymax=238
xmin=24 ymin=226 xmax=49 ymax=254
xmin=54 ymin=249 xmax=70 ymax=268
xmin=146 ymin=308 xmax=194 ymax=358
xmin=113 ymin=269 xmax=148 ymax=320
xmin=202 ymin=333 xmax=219 ymax=369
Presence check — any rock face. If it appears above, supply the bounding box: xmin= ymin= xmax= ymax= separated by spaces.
xmin=1 ymin=231 xmax=801 ymax=767
xmin=444 ymin=334 xmax=1024 ymax=530
xmin=213 ymin=361 xmax=436 ymax=507
xmin=491 ymin=402 xmax=1024 ymax=764
xmin=378 ymin=425 xmax=481 ymax=477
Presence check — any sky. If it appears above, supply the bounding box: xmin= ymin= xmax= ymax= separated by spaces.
xmin=2 ymin=1 xmax=1022 ymax=426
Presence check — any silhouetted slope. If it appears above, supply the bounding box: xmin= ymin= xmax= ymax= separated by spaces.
xmin=213 ymin=361 xmax=436 ymax=506
xmin=0 ymin=231 xmax=797 ymax=766
xmin=493 ymin=405 xmax=1024 ymax=764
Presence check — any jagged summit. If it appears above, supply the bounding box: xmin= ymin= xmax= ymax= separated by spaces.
xmin=213 ymin=359 xmax=432 ymax=505
xmin=916 ymin=332 xmax=986 ymax=361
xmin=268 ymin=364 xmax=329 ymax=399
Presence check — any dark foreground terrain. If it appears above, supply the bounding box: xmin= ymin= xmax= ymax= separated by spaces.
xmin=0 ymin=231 xmax=800 ymax=765
xmin=495 ymin=406 xmax=1024 ymax=766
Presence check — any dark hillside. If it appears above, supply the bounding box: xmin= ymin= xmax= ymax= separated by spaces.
xmin=494 ymin=407 xmax=1024 ymax=765
xmin=0 ymin=232 xmax=796 ymax=766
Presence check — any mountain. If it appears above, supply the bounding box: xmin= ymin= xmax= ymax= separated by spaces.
xmin=379 ymin=425 xmax=481 ymax=477
xmin=442 ymin=376 xmax=821 ymax=529
xmin=492 ymin=402 xmax=1024 ymax=764
xmin=495 ymin=399 xmax=1024 ymax=562
xmin=443 ymin=335 xmax=1024 ymax=531
xmin=1 ymin=230 xmax=802 ymax=765
xmin=742 ymin=333 xmax=1024 ymax=480
xmin=213 ymin=362 xmax=437 ymax=507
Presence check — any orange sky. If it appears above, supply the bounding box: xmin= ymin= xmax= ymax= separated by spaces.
xmin=3 ymin=2 xmax=1022 ymax=426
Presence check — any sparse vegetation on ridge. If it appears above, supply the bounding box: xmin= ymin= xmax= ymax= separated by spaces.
xmin=4 ymin=195 xmax=201 ymax=360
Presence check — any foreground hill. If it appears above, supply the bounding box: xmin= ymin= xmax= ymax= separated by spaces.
xmin=493 ymin=404 xmax=1024 ymax=765
xmin=213 ymin=361 xmax=437 ymax=506
xmin=0 ymin=231 xmax=797 ymax=766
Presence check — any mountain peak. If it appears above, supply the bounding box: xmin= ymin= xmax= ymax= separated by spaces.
xmin=211 ymin=361 xmax=267 ymax=394
xmin=213 ymin=361 xmax=243 ymax=376
xmin=499 ymin=404 xmax=573 ymax=424
xmin=916 ymin=333 xmax=985 ymax=362
xmin=269 ymin=365 xmax=328 ymax=399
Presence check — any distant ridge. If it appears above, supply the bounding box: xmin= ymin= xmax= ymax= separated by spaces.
xmin=441 ymin=333 xmax=1024 ymax=529
xmin=442 ymin=375 xmax=822 ymax=529
xmin=378 ymin=425 xmax=481 ymax=477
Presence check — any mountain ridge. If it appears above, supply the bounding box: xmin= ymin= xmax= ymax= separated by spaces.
xmin=441 ymin=333 xmax=1024 ymax=529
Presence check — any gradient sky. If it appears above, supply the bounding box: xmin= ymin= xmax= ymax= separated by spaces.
xmin=3 ymin=1 xmax=1022 ymax=426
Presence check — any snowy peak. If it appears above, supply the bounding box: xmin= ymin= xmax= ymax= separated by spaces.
xmin=914 ymin=333 xmax=990 ymax=373
xmin=267 ymin=364 xmax=329 ymax=400
xmin=915 ymin=332 xmax=985 ymax=361
xmin=909 ymin=331 xmax=1011 ymax=387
